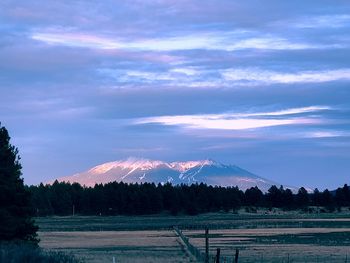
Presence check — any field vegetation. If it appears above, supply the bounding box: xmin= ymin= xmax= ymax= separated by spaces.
xmin=37 ymin=211 xmax=350 ymax=263
xmin=39 ymin=230 xmax=193 ymax=263
xmin=0 ymin=242 xmax=81 ymax=263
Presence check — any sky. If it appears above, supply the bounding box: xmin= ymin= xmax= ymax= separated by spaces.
xmin=0 ymin=0 xmax=349 ymax=189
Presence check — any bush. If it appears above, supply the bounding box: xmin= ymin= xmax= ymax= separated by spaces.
xmin=0 ymin=243 xmax=82 ymax=263
xmin=245 ymin=206 xmax=257 ymax=213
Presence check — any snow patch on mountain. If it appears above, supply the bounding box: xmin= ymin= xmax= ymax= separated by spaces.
xmin=54 ymin=157 xmax=294 ymax=192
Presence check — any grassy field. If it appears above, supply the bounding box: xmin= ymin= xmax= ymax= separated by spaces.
xmin=37 ymin=210 xmax=350 ymax=262
xmin=39 ymin=230 xmax=193 ymax=263
xmin=184 ymin=228 xmax=350 ymax=262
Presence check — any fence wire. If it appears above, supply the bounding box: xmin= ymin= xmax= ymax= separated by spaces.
xmin=174 ymin=227 xmax=349 ymax=263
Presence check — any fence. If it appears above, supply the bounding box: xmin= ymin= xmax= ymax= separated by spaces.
xmin=174 ymin=226 xmax=206 ymax=262
xmin=174 ymin=227 xmax=349 ymax=263
xmin=174 ymin=226 xmax=240 ymax=263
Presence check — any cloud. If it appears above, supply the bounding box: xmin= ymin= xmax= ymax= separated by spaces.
xmin=305 ymin=131 xmax=349 ymax=138
xmin=2 ymin=0 xmax=350 ymax=187
xmin=134 ymin=106 xmax=328 ymax=131
xmin=293 ymin=15 xmax=350 ymax=29
xmin=225 ymin=37 xmax=337 ymax=51
xmin=170 ymin=67 xmax=199 ymax=76
xmin=222 ymin=68 xmax=350 ymax=85
xmin=137 ymin=116 xmax=319 ymax=130
xmin=98 ymin=66 xmax=350 ymax=89
xmin=31 ymin=30 xmax=340 ymax=52
xmin=231 ymin=106 xmax=331 ymax=117
xmin=122 ymin=70 xmax=176 ymax=81
xmin=98 ymin=66 xmax=205 ymax=85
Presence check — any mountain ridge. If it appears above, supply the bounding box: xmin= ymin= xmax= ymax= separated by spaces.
xmin=54 ymin=157 xmax=292 ymax=192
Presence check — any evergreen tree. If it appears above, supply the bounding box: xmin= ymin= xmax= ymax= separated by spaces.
xmin=266 ymin=185 xmax=283 ymax=207
xmin=311 ymin=188 xmax=322 ymax=206
xmin=29 ymin=183 xmax=54 ymax=216
xmin=0 ymin=124 xmax=38 ymax=242
xmin=245 ymin=187 xmax=263 ymax=206
xmin=296 ymin=187 xmax=309 ymax=208
xmin=335 ymin=184 xmax=350 ymax=207
xmin=282 ymin=188 xmax=294 ymax=210
xmin=342 ymin=184 xmax=350 ymax=206
xmin=320 ymin=189 xmax=335 ymax=211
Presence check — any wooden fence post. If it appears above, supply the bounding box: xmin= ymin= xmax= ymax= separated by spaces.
xmin=205 ymin=228 xmax=209 ymax=263
xmin=234 ymin=249 xmax=239 ymax=263
xmin=216 ymin=248 xmax=221 ymax=263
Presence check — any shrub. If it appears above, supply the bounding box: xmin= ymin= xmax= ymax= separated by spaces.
xmin=0 ymin=243 xmax=82 ymax=263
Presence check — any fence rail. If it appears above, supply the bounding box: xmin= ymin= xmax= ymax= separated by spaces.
xmin=174 ymin=226 xmax=206 ymax=262
xmin=174 ymin=227 xmax=349 ymax=263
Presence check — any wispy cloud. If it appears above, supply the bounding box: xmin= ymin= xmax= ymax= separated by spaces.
xmin=170 ymin=67 xmax=199 ymax=76
xmin=225 ymin=37 xmax=334 ymax=51
xmin=222 ymin=68 xmax=350 ymax=85
xmin=305 ymin=131 xmax=349 ymax=138
xmin=3 ymin=0 xmax=350 ymax=187
xmin=98 ymin=66 xmax=205 ymax=85
xmin=31 ymin=30 xmax=339 ymax=52
xmin=123 ymin=71 xmax=176 ymax=81
xmin=99 ymin=66 xmax=350 ymax=89
xmin=136 ymin=116 xmax=319 ymax=130
xmin=231 ymin=106 xmax=331 ymax=117
xmin=293 ymin=15 xmax=350 ymax=29
xmin=134 ymin=106 xmax=328 ymax=131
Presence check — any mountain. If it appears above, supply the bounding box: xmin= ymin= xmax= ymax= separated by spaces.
xmin=55 ymin=158 xmax=286 ymax=192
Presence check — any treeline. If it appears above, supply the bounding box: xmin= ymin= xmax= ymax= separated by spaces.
xmin=28 ymin=181 xmax=350 ymax=216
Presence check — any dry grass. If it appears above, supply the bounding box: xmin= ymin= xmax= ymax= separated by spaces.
xmin=183 ymin=228 xmax=350 ymax=262
xmin=39 ymin=230 xmax=194 ymax=263
xmin=0 ymin=243 xmax=81 ymax=263
xmin=185 ymin=227 xmax=350 ymax=237
xmin=37 ymin=212 xmax=350 ymax=262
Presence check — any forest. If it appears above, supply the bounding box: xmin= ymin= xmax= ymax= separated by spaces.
xmin=28 ymin=181 xmax=350 ymax=216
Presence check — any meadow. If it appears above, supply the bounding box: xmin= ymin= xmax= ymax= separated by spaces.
xmin=37 ymin=210 xmax=350 ymax=262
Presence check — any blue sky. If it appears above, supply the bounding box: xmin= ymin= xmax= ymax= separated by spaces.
xmin=0 ymin=0 xmax=349 ymax=189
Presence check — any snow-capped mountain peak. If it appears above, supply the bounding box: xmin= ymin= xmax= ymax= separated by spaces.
xmin=89 ymin=158 xmax=167 ymax=174
xmin=169 ymin=159 xmax=218 ymax=172
xmin=55 ymin=157 xmax=287 ymax=192
xmin=89 ymin=158 xmax=223 ymax=175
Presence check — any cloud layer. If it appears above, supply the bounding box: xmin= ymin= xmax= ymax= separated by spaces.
xmin=135 ymin=106 xmax=328 ymax=131
xmin=1 ymin=0 xmax=350 ymax=188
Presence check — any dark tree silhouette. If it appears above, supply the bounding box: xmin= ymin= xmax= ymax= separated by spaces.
xmin=282 ymin=188 xmax=294 ymax=210
xmin=27 ymin=180 xmax=349 ymax=216
xmin=311 ymin=188 xmax=322 ymax=207
xmin=244 ymin=187 xmax=263 ymax=206
xmin=335 ymin=184 xmax=350 ymax=207
xmin=0 ymin=124 xmax=38 ymax=242
xmin=266 ymin=185 xmax=283 ymax=207
xmin=296 ymin=187 xmax=309 ymax=208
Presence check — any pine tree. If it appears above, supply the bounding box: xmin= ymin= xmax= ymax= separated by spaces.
xmin=0 ymin=124 xmax=38 ymax=242
xmin=296 ymin=187 xmax=309 ymax=208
